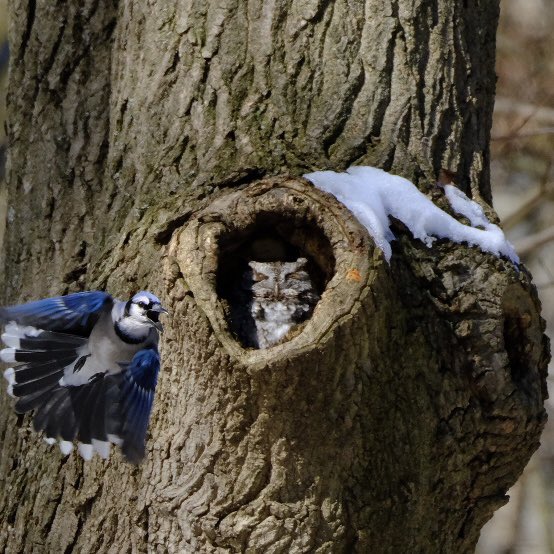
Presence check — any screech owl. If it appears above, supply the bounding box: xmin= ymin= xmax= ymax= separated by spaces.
xmin=246 ymin=258 xmax=319 ymax=349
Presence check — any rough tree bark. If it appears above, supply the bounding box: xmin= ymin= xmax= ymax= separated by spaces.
xmin=0 ymin=1 xmax=549 ymax=553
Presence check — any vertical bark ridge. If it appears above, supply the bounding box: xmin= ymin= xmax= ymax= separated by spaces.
xmin=96 ymin=0 xmax=499 ymax=259
xmin=2 ymin=0 xmax=118 ymax=299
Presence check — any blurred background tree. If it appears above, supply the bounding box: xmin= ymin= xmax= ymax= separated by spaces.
xmin=0 ymin=0 xmax=551 ymax=551
xmin=477 ymin=0 xmax=554 ymax=552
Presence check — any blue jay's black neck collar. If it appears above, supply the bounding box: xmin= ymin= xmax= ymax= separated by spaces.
xmin=114 ymin=321 xmax=150 ymax=344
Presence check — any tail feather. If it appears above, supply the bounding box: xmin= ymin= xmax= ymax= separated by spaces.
xmin=86 ymin=379 xmax=122 ymax=460
xmin=89 ymin=379 xmax=108 ymax=441
xmin=41 ymin=377 xmax=124 ymax=460
xmin=40 ymin=389 xmax=72 ymax=438
xmin=58 ymin=399 xmax=79 ymax=442
xmin=8 ymin=370 xmax=146 ymax=463
xmin=43 ymin=381 xmax=92 ymax=443
xmin=75 ymin=378 xmax=105 ymax=445
xmin=26 ymin=377 xmax=124 ymax=456
xmin=15 ymin=386 xmax=59 ymax=414
xmin=50 ymin=390 xmax=78 ymax=442
xmin=106 ymin=382 xmax=124 ymax=440
xmin=39 ymin=384 xmax=87 ymax=443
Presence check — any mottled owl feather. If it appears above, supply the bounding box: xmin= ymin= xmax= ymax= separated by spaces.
xmin=247 ymin=258 xmax=319 ymax=348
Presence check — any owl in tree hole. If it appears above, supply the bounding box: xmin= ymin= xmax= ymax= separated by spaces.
xmin=246 ymin=258 xmax=319 ymax=349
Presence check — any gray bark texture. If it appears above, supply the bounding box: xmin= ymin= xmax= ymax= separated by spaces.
xmin=0 ymin=0 xmax=549 ymax=553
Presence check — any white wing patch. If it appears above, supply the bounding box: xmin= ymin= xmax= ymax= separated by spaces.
xmin=4 ymin=368 xmax=15 ymax=397
xmin=92 ymin=439 xmax=111 ymax=459
xmin=78 ymin=443 xmax=94 ymax=461
xmin=1 ymin=323 xmax=42 ymax=349
xmin=59 ymin=441 xmax=73 ymax=455
xmin=41 ymin=435 xmax=122 ymax=461
xmin=0 ymin=348 xmax=17 ymax=363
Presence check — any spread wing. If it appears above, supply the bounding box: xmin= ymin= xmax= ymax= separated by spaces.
xmin=0 ymin=291 xmax=113 ymax=336
xmin=0 ymin=291 xmax=114 ymax=423
xmin=2 ymin=343 xmax=161 ymax=464
xmin=1 ymin=292 xmax=163 ymax=464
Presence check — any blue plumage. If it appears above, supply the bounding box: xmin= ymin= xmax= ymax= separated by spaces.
xmin=120 ymin=348 xmax=160 ymax=463
xmin=0 ymin=291 xmax=112 ymax=336
xmin=0 ymin=290 xmax=168 ymax=464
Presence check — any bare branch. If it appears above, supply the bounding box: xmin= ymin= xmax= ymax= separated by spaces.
xmin=502 ymin=183 xmax=554 ymax=231
xmin=494 ymin=97 xmax=554 ymax=125
xmin=514 ymin=225 xmax=554 ymax=256
xmin=492 ymin=126 xmax=554 ymax=141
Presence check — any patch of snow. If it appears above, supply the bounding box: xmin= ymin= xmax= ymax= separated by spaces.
xmin=443 ymin=185 xmax=489 ymax=228
xmin=304 ymin=166 xmax=519 ymax=265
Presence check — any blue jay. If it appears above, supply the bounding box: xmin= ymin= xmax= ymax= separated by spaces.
xmin=0 ymin=290 xmax=168 ymax=464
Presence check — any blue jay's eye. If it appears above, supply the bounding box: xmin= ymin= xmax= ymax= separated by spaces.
xmin=137 ymin=301 xmax=147 ymax=308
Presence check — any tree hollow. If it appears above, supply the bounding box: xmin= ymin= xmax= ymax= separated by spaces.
xmin=171 ymin=177 xmax=382 ymax=370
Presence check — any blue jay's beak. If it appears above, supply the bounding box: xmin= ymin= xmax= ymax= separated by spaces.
xmin=147 ymin=306 xmax=169 ymax=332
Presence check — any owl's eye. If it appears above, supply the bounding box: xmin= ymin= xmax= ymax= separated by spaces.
xmin=252 ymin=270 xmax=267 ymax=282
xmin=286 ymin=272 xmax=305 ymax=280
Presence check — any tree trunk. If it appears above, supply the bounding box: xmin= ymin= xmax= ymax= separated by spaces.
xmin=0 ymin=1 xmax=549 ymax=553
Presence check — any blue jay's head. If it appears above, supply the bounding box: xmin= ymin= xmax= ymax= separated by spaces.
xmin=127 ymin=291 xmax=168 ymax=332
